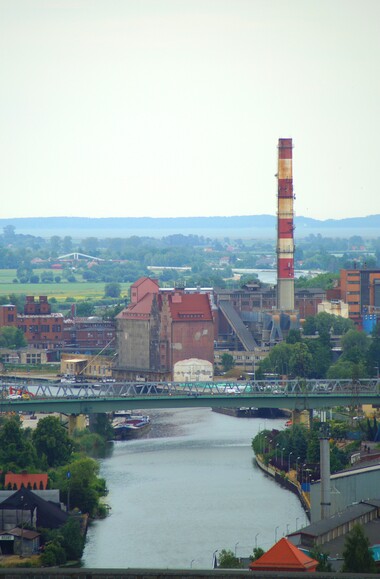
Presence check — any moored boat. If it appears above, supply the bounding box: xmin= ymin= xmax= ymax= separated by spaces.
xmin=112 ymin=413 xmax=151 ymax=440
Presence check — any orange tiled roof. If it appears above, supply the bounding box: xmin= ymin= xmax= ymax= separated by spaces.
xmin=168 ymin=293 xmax=212 ymax=322
xmin=131 ymin=277 xmax=159 ymax=289
xmin=117 ymin=293 xmax=155 ymax=319
xmin=249 ymin=537 xmax=318 ymax=572
xmin=5 ymin=472 xmax=48 ymax=490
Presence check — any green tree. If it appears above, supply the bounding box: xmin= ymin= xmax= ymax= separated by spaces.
xmin=250 ymin=547 xmax=265 ymax=562
xmin=54 ymin=457 xmax=107 ymax=516
xmin=308 ymin=546 xmax=332 ymax=571
xmin=289 ymin=342 xmax=313 ymax=377
xmin=341 ymin=329 xmax=369 ymax=363
xmin=32 ymin=416 xmax=74 ymax=467
xmin=366 ymin=323 xmax=380 ymax=376
xmin=217 ymin=549 xmax=243 ymax=569
xmin=305 ymin=339 xmax=332 ymax=378
xmin=60 ymin=518 xmax=85 ymax=560
xmin=221 ymin=353 xmax=235 ymax=372
xmin=256 ymin=342 xmax=292 ymax=377
xmin=104 ymin=282 xmax=121 ymax=298
xmin=0 ymin=416 xmax=38 ymax=470
xmin=75 ymin=301 xmax=96 ymax=316
xmin=286 ymin=329 xmax=302 ymax=344
xmin=342 ymin=524 xmax=376 ymax=573
xmin=40 ymin=540 xmax=67 ymax=566
xmin=0 ymin=326 xmax=27 ymax=348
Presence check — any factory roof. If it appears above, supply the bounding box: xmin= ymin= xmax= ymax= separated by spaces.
xmin=130 ymin=276 xmax=159 ymax=289
xmin=117 ymin=292 xmax=156 ymax=320
xmin=288 ymin=500 xmax=380 ymax=540
xmin=168 ymin=293 xmax=212 ymax=322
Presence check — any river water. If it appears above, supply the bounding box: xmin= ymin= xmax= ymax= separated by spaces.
xmin=82 ymin=408 xmax=306 ymax=570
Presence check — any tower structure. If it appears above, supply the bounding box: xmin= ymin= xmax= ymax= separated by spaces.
xmin=319 ymin=413 xmax=331 ymax=520
xmin=277 ymin=138 xmax=295 ymax=311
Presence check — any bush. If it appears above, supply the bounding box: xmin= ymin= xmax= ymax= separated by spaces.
xmin=41 ymin=542 xmax=67 ymax=567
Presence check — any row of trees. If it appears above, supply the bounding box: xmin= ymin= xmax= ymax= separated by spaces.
xmin=3 ymin=227 xmax=380 ymax=287
xmin=256 ymin=312 xmax=380 ymax=380
xmin=252 ymin=421 xmax=353 ymax=475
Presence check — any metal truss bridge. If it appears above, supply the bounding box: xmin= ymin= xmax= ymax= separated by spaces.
xmin=0 ymin=378 xmax=379 ymax=414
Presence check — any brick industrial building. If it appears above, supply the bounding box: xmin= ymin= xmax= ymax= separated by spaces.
xmin=0 ymin=296 xmax=64 ymax=354
xmin=114 ymin=277 xmax=214 ymax=381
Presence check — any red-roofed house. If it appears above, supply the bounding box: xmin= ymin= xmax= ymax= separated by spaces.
xmin=5 ymin=472 xmax=48 ymax=491
xmin=249 ymin=537 xmax=318 ymax=573
xmin=114 ymin=279 xmax=214 ymax=380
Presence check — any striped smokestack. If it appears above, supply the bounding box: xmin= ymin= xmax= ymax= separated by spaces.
xmin=277 ymin=138 xmax=295 ymax=310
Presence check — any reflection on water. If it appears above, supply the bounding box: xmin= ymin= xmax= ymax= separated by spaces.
xmin=83 ymin=408 xmax=305 ymax=569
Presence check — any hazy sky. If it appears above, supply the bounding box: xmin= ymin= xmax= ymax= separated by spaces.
xmin=1 ymin=0 xmax=379 ymax=220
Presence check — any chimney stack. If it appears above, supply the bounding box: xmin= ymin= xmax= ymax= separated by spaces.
xmin=277 ymin=138 xmax=295 ymax=310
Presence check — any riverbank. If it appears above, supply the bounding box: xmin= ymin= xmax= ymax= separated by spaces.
xmin=254 ymin=453 xmax=311 ymax=518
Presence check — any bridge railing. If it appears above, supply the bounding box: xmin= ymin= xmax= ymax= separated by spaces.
xmin=0 ymin=377 xmax=379 ymax=401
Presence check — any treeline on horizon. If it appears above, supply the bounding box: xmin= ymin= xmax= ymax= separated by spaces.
xmin=1 ymin=213 xmax=380 ymax=231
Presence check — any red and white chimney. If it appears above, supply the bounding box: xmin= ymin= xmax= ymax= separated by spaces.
xmin=277 ymin=138 xmax=295 ymax=310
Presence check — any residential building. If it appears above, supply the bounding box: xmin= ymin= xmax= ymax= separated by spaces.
xmin=331 ymin=268 xmax=380 ymax=329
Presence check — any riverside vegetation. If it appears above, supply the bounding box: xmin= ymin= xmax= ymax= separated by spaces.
xmin=0 ymin=413 xmax=112 ymax=567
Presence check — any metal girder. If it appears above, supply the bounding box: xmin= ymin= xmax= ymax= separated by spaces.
xmin=0 ymin=378 xmax=379 ymax=414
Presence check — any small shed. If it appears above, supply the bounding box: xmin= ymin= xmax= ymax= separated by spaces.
xmin=249 ymin=537 xmax=318 ymax=573
xmin=0 ymin=527 xmax=40 ymax=556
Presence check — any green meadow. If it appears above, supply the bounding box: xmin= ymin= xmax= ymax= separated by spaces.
xmin=0 ymin=270 xmax=130 ymax=303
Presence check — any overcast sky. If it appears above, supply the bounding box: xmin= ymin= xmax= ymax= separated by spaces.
xmin=1 ymin=0 xmax=379 ymax=220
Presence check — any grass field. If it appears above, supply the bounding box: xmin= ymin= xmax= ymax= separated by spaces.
xmin=0 ymin=270 xmax=130 ymax=302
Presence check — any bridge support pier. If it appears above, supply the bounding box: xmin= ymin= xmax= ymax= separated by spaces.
xmin=291 ymin=409 xmax=311 ymax=428
xmin=67 ymin=414 xmax=87 ymax=435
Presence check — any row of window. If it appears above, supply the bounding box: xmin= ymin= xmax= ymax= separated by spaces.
xmin=18 ymin=324 xmax=62 ymax=333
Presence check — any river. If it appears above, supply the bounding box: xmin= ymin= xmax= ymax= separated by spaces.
xmin=82 ymin=407 xmax=306 ymax=570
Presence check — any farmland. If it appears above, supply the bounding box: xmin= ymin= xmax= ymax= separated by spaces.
xmin=0 ymin=270 xmax=130 ymax=303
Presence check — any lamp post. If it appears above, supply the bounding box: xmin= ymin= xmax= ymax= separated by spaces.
xmin=288 ymin=451 xmax=293 ymax=472
xmin=275 ymin=443 xmax=279 ymax=462
xmin=301 ymin=463 xmax=306 ymax=486
xmin=67 ymin=470 xmax=71 ymax=512
xmin=275 ymin=526 xmax=279 ymax=543
xmin=190 ymin=560 xmax=195 ymax=568
xmin=235 ymin=542 xmax=239 ymax=556
xmin=295 ymin=456 xmax=301 ymax=480
xmin=281 ymin=447 xmax=285 ymax=468
xmin=19 ymin=495 xmax=25 ymax=558
xmin=255 ymin=532 xmax=260 ymax=549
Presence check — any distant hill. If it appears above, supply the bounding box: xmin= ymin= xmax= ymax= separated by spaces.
xmin=0 ymin=214 xmax=379 ymax=238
